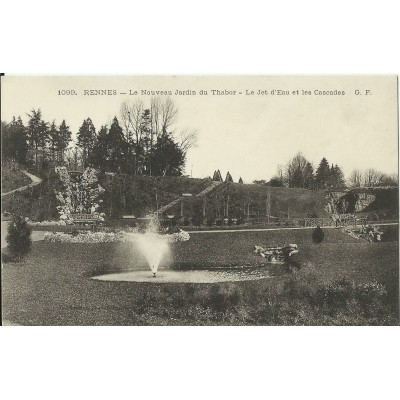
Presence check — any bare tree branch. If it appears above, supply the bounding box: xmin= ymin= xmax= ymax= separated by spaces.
xmin=178 ymin=128 xmax=198 ymax=156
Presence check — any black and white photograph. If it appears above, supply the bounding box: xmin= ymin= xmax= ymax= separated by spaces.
xmin=1 ymin=75 xmax=398 ymax=326
xmin=2 ymin=2 xmax=400 ymax=399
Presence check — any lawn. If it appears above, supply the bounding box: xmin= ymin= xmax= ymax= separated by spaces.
xmin=2 ymin=228 xmax=398 ymax=325
xmin=1 ymin=167 xmax=31 ymax=193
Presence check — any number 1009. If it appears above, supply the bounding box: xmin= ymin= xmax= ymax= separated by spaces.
xmin=58 ymin=90 xmax=77 ymax=95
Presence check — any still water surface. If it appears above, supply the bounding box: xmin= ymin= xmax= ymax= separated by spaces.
xmin=92 ymin=265 xmax=289 ymax=283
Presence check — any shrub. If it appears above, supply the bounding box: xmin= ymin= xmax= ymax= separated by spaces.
xmin=6 ymin=215 xmax=32 ymax=261
xmin=236 ymin=217 xmax=245 ymax=225
xmin=312 ymin=226 xmax=325 ymax=244
xmin=206 ymin=217 xmax=215 ymax=226
xmin=369 ymin=213 xmax=379 ymax=221
xmin=355 ymin=282 xmax=387 ymax=316
xmin=207 ymin=284 xmax=243 ymax=313
xmin=70 ymin=228 xmax=81 ymax=237
xmin=182 ymin=217 xmax=190 ymax=226
xmin=191 ymin=214 xmax=203 ymax=226
xmin=314 ymin=278 xmax=354 ymax=308
xmin=305 ymin=211 xmax=319 ymax=218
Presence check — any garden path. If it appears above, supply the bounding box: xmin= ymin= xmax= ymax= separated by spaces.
xmin=1 ymin=170 xmax=42 ymax=197
xmin=186 ymin=222 xmax=398 ymax=234
xmin=1 ymin=170 xmax=43 ymax=249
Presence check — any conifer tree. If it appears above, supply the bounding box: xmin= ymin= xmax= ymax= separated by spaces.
xmin=107 ymin=117 xmax=128 ymax=173
xmin=225 ymin=171 xmax=233 ymax=182
xmin=212 ymin=170 xmax=223 ymax=181
xmin=77 ymin=118 xmax=96 ymax=168
xmin=315 ymin=157 xmax=330 ymax=189
xmin=2 ymin=117 xmax=28 ymax=164
xmin=6 ymin=215 xmax=32 ymax=261
xmin=58 ymin=120 xmax=72 ymax=164
xmin=26 ymin=109 xmax=49 ymax=169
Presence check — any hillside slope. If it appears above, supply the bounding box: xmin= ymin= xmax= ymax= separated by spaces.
xmin=4 ymin=170 xmax=396 ymax=223
xmin=166 ymin=182 xmax=330 ymax=222
xmin=1 ymin=164 xmax=32 ymax=194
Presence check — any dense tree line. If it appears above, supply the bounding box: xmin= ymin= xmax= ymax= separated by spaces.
xmin=256 ymin=152 xmax=346 ymax=190
xmin=258 ymin=153 xmax=397 ymax=190
xmin=348 ymin=168 xmax=398 ymax=188
xmin=1 ymin=97 xmax=197 ymax=177
xmin=2 ymin=109 xmax=73 ymax=171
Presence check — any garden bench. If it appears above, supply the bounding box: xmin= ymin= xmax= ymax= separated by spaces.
xmin=70 ymin=213 xmax=100 ymax=226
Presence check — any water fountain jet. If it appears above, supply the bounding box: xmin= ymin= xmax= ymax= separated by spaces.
xmin=134 ymin=220 xmax=170 ymax=277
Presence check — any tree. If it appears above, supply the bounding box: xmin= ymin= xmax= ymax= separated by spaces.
xmin=120 ymin=99 xmax=144 ymax=141
xmin=150 ymin=133 xmax=185 ymax=176
xmin=225 ymin=171 xmax=233 ymax=182
xmin=315 ymin=157 xmax=330 ymax=189
xmin=107 ymin=117 xmax=129 ymax=173
xmin=178 ymin=128 xmax=198 ymax=158
xmin=286 ymin=152 xmax=309 ymax=188
xmin=58 ymin=120 xmax=72 ymax=164
xmin=65 ymin=147 xmax=83 ymax=171
xmin=6 ymin=215 xmax=32 ymax=261
xmin=303 ymin=162 xmax=314 ymax=189
xmin=139 ymin=109 xmax=152 ymax=174
xmin=2 ymin=117 xmax=28 ymax=164
xmin=213 ymin=170 xmax=223 ymax=182
xmin=152 ymin=96 xmax=178 ymax=137
xmin=89 ymin=125 xmax=109 ymax=172
xmin=238 ymin=177 xmax=243 ymax=184
xmin=364 ymin=168 xmax=380 ymax=187
xmin=348 ymin=169 xmax=397 ymax=188
xmin=120 ymin=97 xmax=196 ymax=175
xmin=330 ymin=164 xmax=346 ymax=189
xmin=26 ymin=109 xmax=49 ymax=170
xmin=348 ymin=169 xmax=363 ymax=188
xmin=48 ymin=121 xmax=59 ymax=163
xmin=268 ymin=176 xmax=283 ymax=187
xmin=378 ymin=173 xmax=398 ymax=186
xmin=77 ymin=118 xmax=97 ymax=168
xmin=276 ymin=164 xmax=285 ymax=187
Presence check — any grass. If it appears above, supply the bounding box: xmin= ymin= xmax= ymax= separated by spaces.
xmin=1 ymin=166 xmax=32 ymax=193
xmin=168 ymin=182 xmax=331 ymax=220
xmin=2 ymin=227 xmax=398 ymax=325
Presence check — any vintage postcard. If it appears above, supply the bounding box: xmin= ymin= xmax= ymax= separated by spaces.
xmin=1 ymin=75 xmax=398 ymax=325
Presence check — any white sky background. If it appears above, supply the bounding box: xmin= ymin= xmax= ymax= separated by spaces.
xmin=2 ymin=75 xmax=397 ymax=182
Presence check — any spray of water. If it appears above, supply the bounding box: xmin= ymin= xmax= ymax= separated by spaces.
xmin=134 ymin=218 xmax=169 ymax=276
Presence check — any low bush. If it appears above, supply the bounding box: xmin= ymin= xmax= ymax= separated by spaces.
xmin=314 ymin=278 xmax=354 ymax=308
xmin=6 ymin=215 xmax=32 ymax=261
xmin=207 ymin=284 xmax=243 ymax=313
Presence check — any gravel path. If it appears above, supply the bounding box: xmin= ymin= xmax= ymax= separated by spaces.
xmin=1 ymin=170 xmax=43 ymax=249
xmin=186 ymin=222 xmax=398 ymax=234
xmin=1 ymin=170 xmax=42 ymax=197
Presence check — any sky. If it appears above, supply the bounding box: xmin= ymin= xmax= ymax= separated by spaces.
xmin=1 ymin=75 xmax=398 ymax=183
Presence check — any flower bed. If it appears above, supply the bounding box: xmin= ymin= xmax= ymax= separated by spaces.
xmin=28 ymin=220 xmax=69 ymax=227
xmin=43 ymin=229 xmax=191 ymax=243
xmin=172 ymin=230 xmax=190 ymax=242
xmin=44 ymin=231 xmax=126 ymax=243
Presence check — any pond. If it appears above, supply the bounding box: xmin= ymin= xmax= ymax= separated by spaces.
xmin=91 ymin=264 xmax=295 ymax=284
